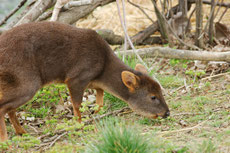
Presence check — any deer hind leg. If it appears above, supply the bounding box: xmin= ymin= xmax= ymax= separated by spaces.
xmin=0 ymin=111 xmax=7 ymax=142
xmin=0 ymin=81 xmax=41 ymax=141
xmin=0 ymin=94 xmax=38 ymax=141
xmin=8 ymin=110 xmax=26 ymax=135
xmin=95 ymin=88 xmax=104 ymax=113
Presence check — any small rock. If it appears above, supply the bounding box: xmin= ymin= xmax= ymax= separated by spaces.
xmin=179 ymin=120 xmax=188 ymax=127
xmin=88 ymin=95 xmax=96 ymax=102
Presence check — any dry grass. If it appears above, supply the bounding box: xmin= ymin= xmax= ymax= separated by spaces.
xmin=76 ymin=0 xmax=230 ymax=36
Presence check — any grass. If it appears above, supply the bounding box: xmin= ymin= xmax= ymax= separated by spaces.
xmin=104 ymin=92 xmax=127 ymax=111
xmin=85 ymin=118 xmax=151 ymax=153
xmin=1 ymin=57 xmax=230 ymax=153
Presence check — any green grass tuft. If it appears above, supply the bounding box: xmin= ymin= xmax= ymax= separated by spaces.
xmin=85 ymin=118 xmax=151 ymax=153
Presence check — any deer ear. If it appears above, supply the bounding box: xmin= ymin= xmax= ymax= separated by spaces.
xmin=135 ymin=64 xmax=148 ymax=74
xmin=121 ymin=71 xmax=139 ymax=92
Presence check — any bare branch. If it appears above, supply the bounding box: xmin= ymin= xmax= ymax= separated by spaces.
xmin=15 ymin=0 xmax=55 ymax=26
xmin=127 ymin=0 xmax=155 ymax=24
xmin=0 ymin=0 xmax=28 ymax=26
xmin=186 ymin=6 xmax=196 ymax=32
xmin=6 ymin=0 xmax=36 ymax=28
xmin=188 ymin=0 xmax=230 ymax=8
xmin=218 ymin=5 xmax=229 ymax=22
xmin=121 ymin=0 xmax=127 ymax=61
xmin=153 ymin=0 xmax=201 ymax=50
xmin=57 ymin=0 xmax=115 ymax=24
xmin=36 ymin=10 xmax=53 ymax=21
xmin=50 ymin=0 xmax=70 ymax=21
xmin=116 ymin=0 xmax=148 ymax=71
xmin=214 ymin=0 xmax=224 ymax=19
xmin=63 ymin=0 xmax=93 ymax=10
xmin=117 ymin=0 xmax=164 ymax=90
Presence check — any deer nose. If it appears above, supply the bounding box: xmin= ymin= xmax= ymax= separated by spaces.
xmin=163 ymin=111 xmax=170 ymax=118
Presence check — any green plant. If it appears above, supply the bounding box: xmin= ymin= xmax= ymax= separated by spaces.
xmin=85 ymin=118 xmax=151 ymax=153
xmin=197 ymin=139 xmax=216 ymax=153
xmin=157 ymin=75 xmax=184 ymax=88
xmin=185 ymin=69 xmax=206 ymax=78
xmin=30 ymin=107 xmax=51 ymax=118
xmin=169 ymin=59 xmax=190 ymax=68
xmin=12 ymin=134 xmax=40 ymax=150
xmin=117 ymin=53 xmax=137 ymax=69
xmin=20 ymin=84 xmax=69 ymax=118
xmin=138 ymin=118 xmax=162 ymax=126
xmin=0 ymin=141 xmax=12 ymax=151
xmin=104 ymin=92 xmax=127 ymax=110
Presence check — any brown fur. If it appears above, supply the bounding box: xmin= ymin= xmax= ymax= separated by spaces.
xmin=0 ymin=22 xmax=169 ymax=141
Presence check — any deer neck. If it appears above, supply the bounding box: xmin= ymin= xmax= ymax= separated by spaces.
xmin=91 ymin=52 xmax=133 ymax=102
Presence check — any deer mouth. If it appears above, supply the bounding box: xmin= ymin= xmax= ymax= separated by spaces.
xmin=152 ymin=114 xmax=158 ymax=119
xmin=154 ymin=111 xmax=170 ymax=119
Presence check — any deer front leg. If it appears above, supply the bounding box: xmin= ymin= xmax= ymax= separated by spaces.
xmin=8 ymin=110 xmax=26 ymax=135
xmin=95 ymin=88 xmax=104 ymax=113
xmin=66 ymin=78 xmax=88 ymax=122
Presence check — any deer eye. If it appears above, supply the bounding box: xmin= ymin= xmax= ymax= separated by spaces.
xmin=151 ymin=96 xmax=156 ymax=100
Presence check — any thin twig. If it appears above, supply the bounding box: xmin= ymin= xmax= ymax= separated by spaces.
xmin=214 ymin=0 xmax=224 ymax=20
xmin=127 ymin=0 xmax=155 ymax=24
xmin=152 ymin=1 xmax=201 ymax=50
xmin=0 ymin=0 xmax=28 ymax=26
xmin=121 ymin=0 xmax=127 ymax=61
xmin=201 ymin=71 xmax=230 ymax=81
xmin=48 ymin=132 xmax=67 ymax=149
xmin=186 ymin=6 xmax=196 ymax=33
xmin=172 ymin=112 xmax=203 ymax=117
xmin=204 ymin=0 xmax=219 ymax=32
xmin=85 ymin=107 xmax=130 ymax=124
xmin=202 ymin=0 xmax=230 ymax=8
xmin=218 ymin=5 xmax=229 ymax=22
xmin=28 ymin=124 xmax=39 ymax=133
xmin=116 ymin=0 xmax=163 ymax=89
xmin=158 ymin=120 xmax=207 ymax=136
xmin=116 ymin=0 xmax=147 ymax=69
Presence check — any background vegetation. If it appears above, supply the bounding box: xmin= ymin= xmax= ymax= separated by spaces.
xmin=0 ymin=0 xmax=230 ymax=153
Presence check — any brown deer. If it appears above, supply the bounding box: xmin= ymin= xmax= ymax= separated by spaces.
xmin=0 ymin=22 xmax=169 ymax=141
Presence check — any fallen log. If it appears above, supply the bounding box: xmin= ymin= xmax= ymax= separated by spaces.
xmin=96 ymin=29 xmax=162 ymax=45
xmin=131 ymin=21 xmax=159 ymax=45
xmin=116 ymin=47 xmax=230 ymax=62
xmin=96 ymin=29 xmax=124 ymax=45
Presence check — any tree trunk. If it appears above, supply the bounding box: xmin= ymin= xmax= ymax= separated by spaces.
xmin=179 ymin=0 xmax=188 ymax=16
xmin=195 ymin=0 xmax=204 ymax=48
xmin=151 ymin=0 xmax=169 ymax=43
xmin=209 ymin=0 xmax=215 ymax=45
